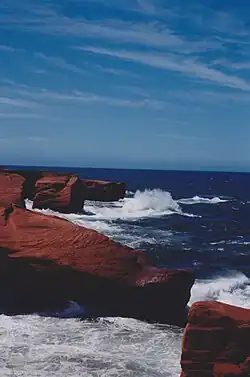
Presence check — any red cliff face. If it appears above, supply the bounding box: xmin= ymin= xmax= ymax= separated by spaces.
xmin=180 ymin=301 xmax=250 ymax=377
xmin=0 ymin=169 xmax=126 ymax=203
xmin=33 ymin=175 xmax=85 ymax=213
xmin=82 ymin=179 xmax=126 ymax=201
xmin=0 ymin=204 xmax=194 ymax=323
xmin=0 ymin=173 xmax=25 ymax=207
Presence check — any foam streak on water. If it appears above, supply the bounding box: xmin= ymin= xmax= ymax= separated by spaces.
xmin=178 ymin=195 xmax=228 ymax=205
xmin=25 ymin=189 xmax=196 ymax=248
xmin=84 ymin=189 xmax=183 ymax=220
xmin=0 ymin=315 xmax=183 ymax=377
xmin=21 ymin=188 xmax=250 ymax=377
xmin=189 ymin=271 xmax=250 ymax=309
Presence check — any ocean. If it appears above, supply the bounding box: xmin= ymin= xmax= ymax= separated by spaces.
xmin=1 ymin=167 xmax=250 ymax=376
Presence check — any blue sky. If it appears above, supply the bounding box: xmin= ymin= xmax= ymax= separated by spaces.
xmin=0 ymin=0 xmax=250 ymax=171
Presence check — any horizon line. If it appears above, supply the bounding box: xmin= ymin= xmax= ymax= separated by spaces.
xmin=3 ymin=163 xmax=250 ymax=175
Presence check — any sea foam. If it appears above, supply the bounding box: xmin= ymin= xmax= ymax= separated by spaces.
xmin=178 ymin=195 xmax=228 ymax=205
xmin=189 ymin=271 xmax=250 ymax=309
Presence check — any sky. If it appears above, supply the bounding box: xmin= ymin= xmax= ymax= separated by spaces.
xmin=0 ymin=0 xmax=250 ymax=171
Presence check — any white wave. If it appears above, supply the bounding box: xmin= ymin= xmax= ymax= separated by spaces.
xmin=25 ymin=192 xmax=194 ymax=249
xmin=84 ymin=189 xmax=194 ymax=220
xmin=25 ymin=199 xmax=33 ymax=210
xmin=211 ymin=239 xmax=250 ymax=246
xmin=37 ymin=301 xmax=86 ymax=318
xmin=26 ymin=190 xmax=196 ymax=223
xmin=27 ymin=204 xmax=173 ymax=249
xmin=189 ymin=271 xmax=250 ymax=309
xmin=0 ymin=314 xmax=182 ymax=376
xmin=125 ymin=190 xmax=135 ymax=196
xmin=178 ymin=195 xmax=228 ymax=205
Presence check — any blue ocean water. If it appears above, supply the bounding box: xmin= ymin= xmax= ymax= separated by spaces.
xmin=2 ymin=166 xmax=250 ymax=377
xmin=20 ymin=166 xmax=250 ymax=279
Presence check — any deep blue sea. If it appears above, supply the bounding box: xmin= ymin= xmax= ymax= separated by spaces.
xmin=2 ymin=166 xmax=250 ymax=377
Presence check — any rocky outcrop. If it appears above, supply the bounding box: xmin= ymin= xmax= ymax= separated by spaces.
xmin=0 ymin=172 xmax=25 ymax=207
xmin=0 ymin=204 xmax=194 ymax=323
xmin=180 ymin=301 xmax=250 ymax=377
xmin=0 ymin=169 xmax=126 ymax=203
xmin=0 ymin=169 xmax=70 ymax=200
xmin=33 ymin=175 xmax=85 ymax=213
xmin=82 ymin=179 xmax=126 ymax=201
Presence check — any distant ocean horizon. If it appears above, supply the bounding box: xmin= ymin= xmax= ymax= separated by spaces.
xmin=4 ymin=163 xmax=250 ymax=173
xmin=2 ymin=165 xmax=250 ymax=376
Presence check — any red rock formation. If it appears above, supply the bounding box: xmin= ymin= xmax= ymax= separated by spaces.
xmin=33 ymin=175 xmax=85 ymax=213
xmin=0 ymin=204 xmax=194 ymax=322
xmin=82 ymin=179 xmax=126 ymax=201
xmin=0 ymin=169 xmax=126 ymax=202
xmin=0 ymin=172 xmax=25 ymax=207
xmin=180 ymin=301 xmax=250 ymax=377
xmin=0 ymin=169 xmax=70 ymax=200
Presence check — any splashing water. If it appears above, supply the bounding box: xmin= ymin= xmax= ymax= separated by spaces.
xmin=84 ymin=189 xmax=184 ymax=220
xmin=189 ymin=271 xmax=250 ymax=309
xmin=178 ymin=195 xmax=228 ymax=205
xmin=0 ymin=315 xmax=183 ymax=377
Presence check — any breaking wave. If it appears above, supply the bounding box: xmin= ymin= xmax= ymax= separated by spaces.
xmin=189 ymin=271 xmax=250 ymax=309
xmin=84 ymin=189 xmax=195 ymax=220
xmin=178 ymin=195 xmax=228 ymax=205
xmin=0 ymin=314 xmax=183 ymax=377
xmin=27 ymin=189 xmax=196 ymax=222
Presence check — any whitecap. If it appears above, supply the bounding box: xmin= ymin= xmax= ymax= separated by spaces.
xmin=189 ymin=271 xmax=250 ymax=309
xmin=178 ymin=195 xmax=228 ymax=205
xmin=26 ymin=189 xmax=196 ymax=223
xmin=0 ymin=314 xmax=183 ymax=376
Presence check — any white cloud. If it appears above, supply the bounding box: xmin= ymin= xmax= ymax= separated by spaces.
xmin=95 ymin=65 xmax=140 ymax=78
xmin=38 ymin=89 xmax=165 ymax=109
xmin=232 ymin=62 xmax=250 ymax=70
xmin=25 ymin=136 xmax=47 ymax=142
xmin=0 ymin=45 xmax=21 ymax=52
xmin=136 ymin=0 xmax=158 ymax=15
xmin=79 ymin=46 xmax=250 ymax=91
xmin=6 ymin=86 xmax=165 ymax=110
xmin=0 ymin=113 xmax=42 ymax=119
xmin=0 ymin=4 xmax=224 ymax=54
xmin=1 ymin=0 xmax=250 ymax=100
xmin=157 ymin=133 xmax=208 ymax=142
xmin=0 ymin=97 xmax=38 ymax=108
xmin=35 ymin=53 xmax=88 ymax=75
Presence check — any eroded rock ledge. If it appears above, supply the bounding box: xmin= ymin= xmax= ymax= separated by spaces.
xmin=0 ymin=204 xmax=194 ymax=324
xmin=0 ymin=168 xmax=126 ymax=210
xmin=180 ymin=301 xmax=250 ymax=377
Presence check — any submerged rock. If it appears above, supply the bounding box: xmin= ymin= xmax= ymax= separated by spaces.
xmin=0 ymin=204 xmax=194 ymax=324
xmin=82 ymin=179 xmax=126 ymax=201
xmin=33 ymin=175 xmax=85 ymax=213
xmin=0 ymin=172 xmax=25 ymax=207
xmin=180 ymin=301 xmax=250 ymax=376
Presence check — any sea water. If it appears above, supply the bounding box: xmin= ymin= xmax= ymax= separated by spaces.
xmin=2 ymin=168 xmax=250 ymax=376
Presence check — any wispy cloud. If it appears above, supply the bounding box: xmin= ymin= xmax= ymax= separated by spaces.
xmin=33 ymin=69 xmax=48 ymax=75
xmin=95 ymin=65 xmax=140 ymax=78
xmin=0 ymin=136 xmax=47 ymax=144
xmin=232 ymin=62 xmax=250 ymax=70
xmin=0 ymin=45 xmax=21 ymax=52
xmin=79 ymin=46 xmax=250 ymax=91
xmin=0 ymin=96 xmax=38 ymax=108
xmin=35 ymin=53 xmax=88 ymax=75
xmin=0 ymin=3 xmax=223 ymax=54
xmin=136 ymin=0 xmax=158 ymax=15
xmin=1 ymin=0 xmax=250 ymax=100
xmin=0 ymin=113 xmax=43 ymax=119
xmin=7 ymin=86 xmax=165 ymax=110
xmin=26 ymin=136 xmax=47 ymax=142
xmin=157 ymin=133 xmax=208 ymax=142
